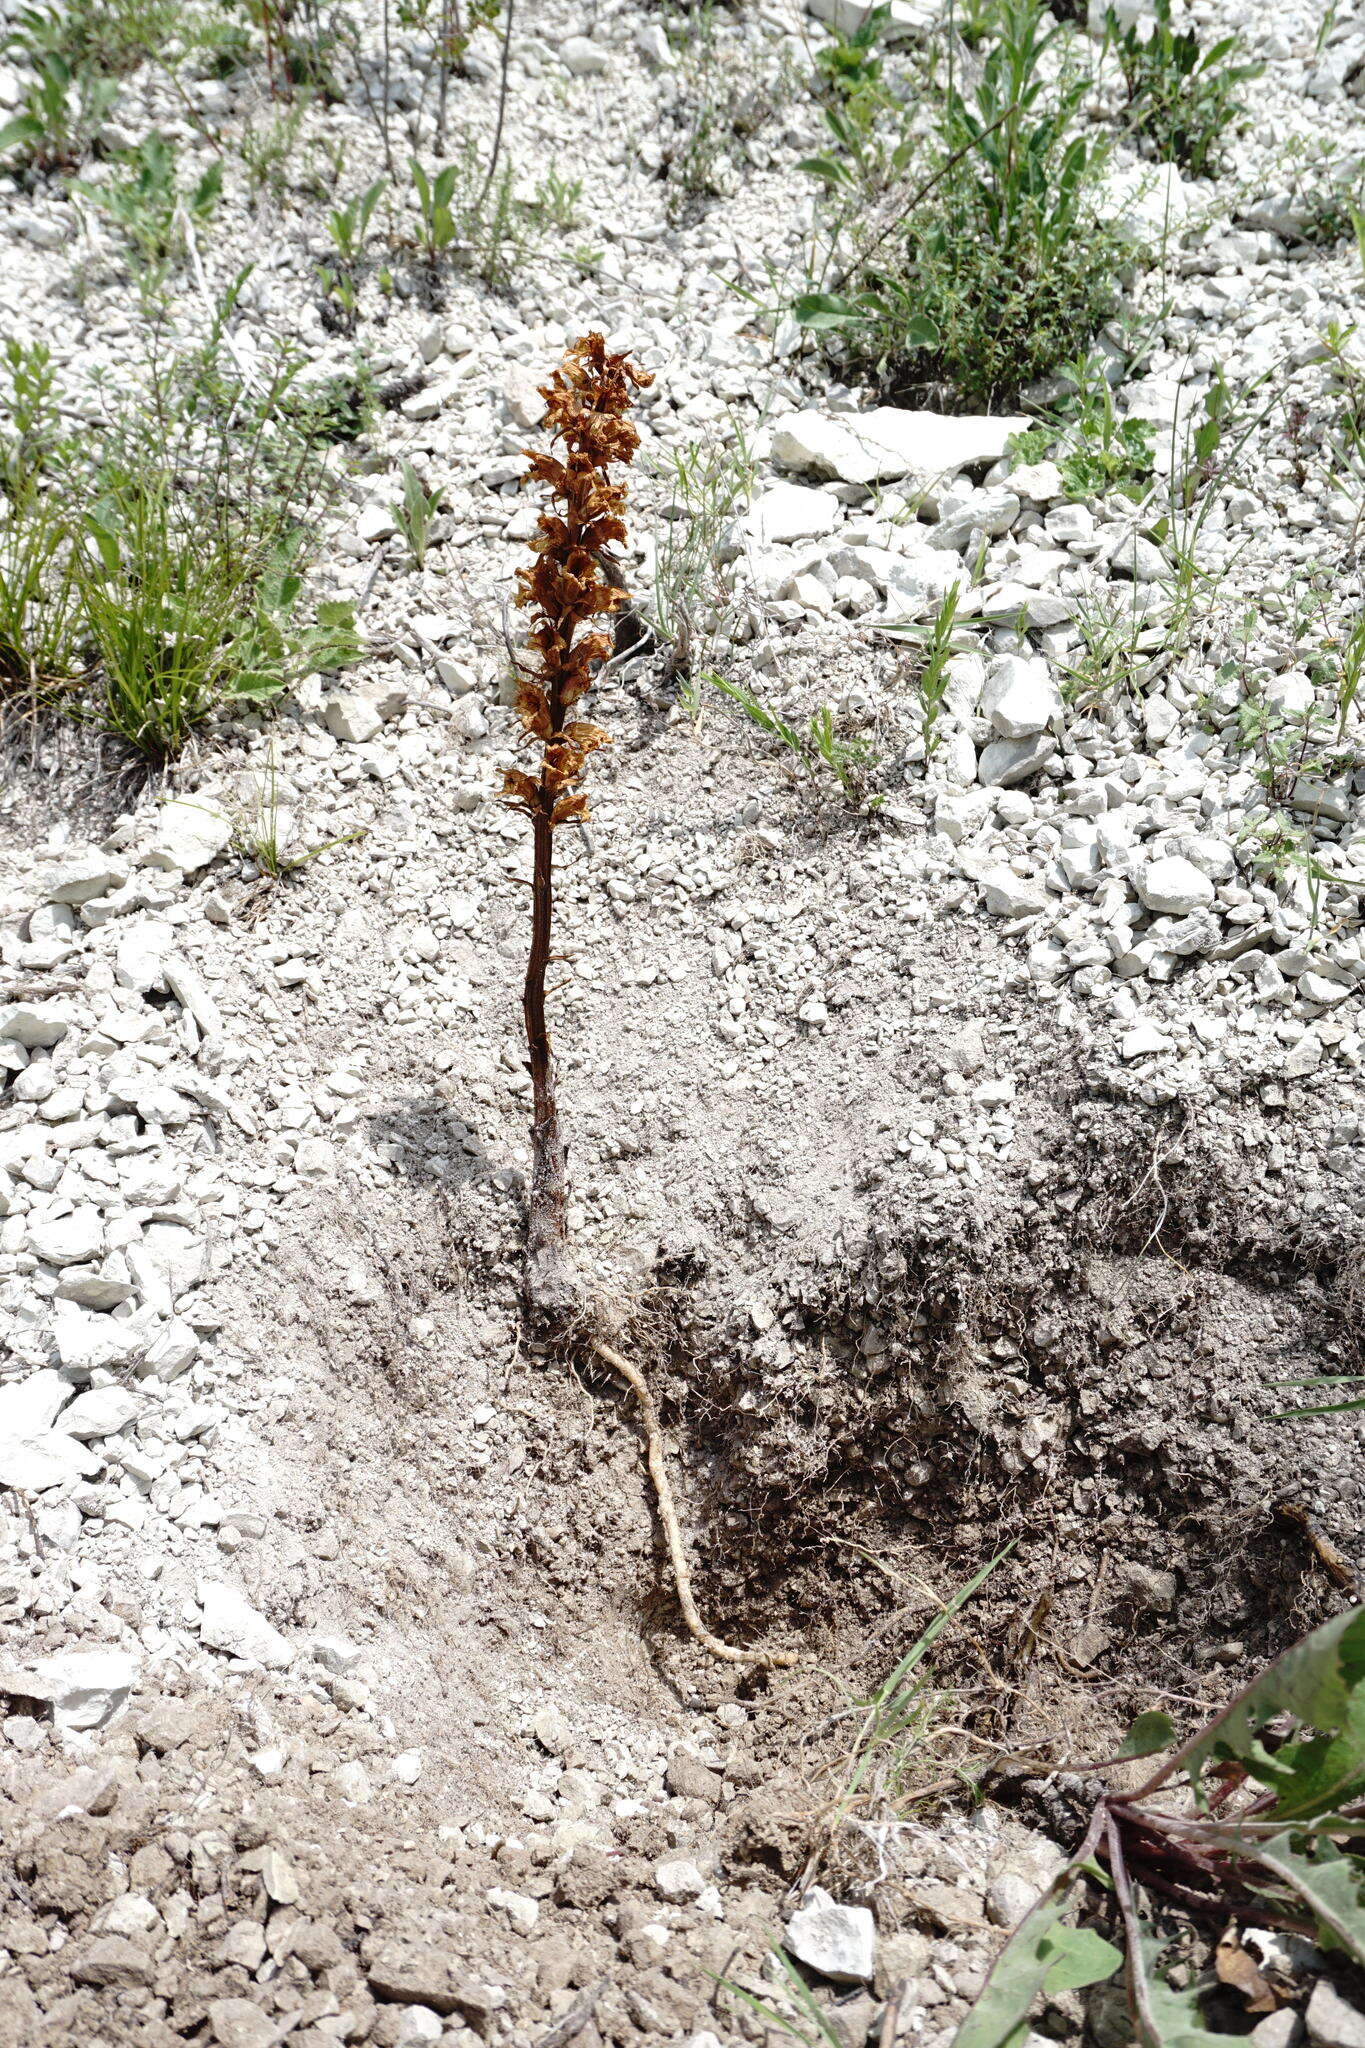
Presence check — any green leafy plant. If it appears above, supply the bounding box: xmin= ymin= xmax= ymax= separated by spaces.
xmin=76 ymin=132 xmax=223 ymax=271
xmin=646 ymin=426 xmax=756 ymax=684
xmin=236 ymin=748 xmax=366 ymax=880
xmin=326 ymin=175 xmax=386 ymax=264
xmin=1052 ymin=363 xmax=1157 ymax=500
xmin=10 ymin=0 xmax=178 ymax=76
xmin=239 ymin=98 xmax=310 ymax=207
xmin=411 ymin=156 xmax=460 ymax=268
xmin=712 ymin=673 xmax=875 ymax=803
xmin=0 ymin=491 xmax=81 ymax=699
xmin=0 ymin=47 xmax=117 ymax=169
xmin=390 ymin=459 xmax=441 ymax=569
xmin=519 ymin=168 xmax=582 ymax=232
xmin=957 ymin=1607 xmax=1365 ymax=2048
xmin=886 ymin=582 xmax=963 ymax=756
xmin=1108 ymin=0 xmax=1262 ymax=180
xmin=797 ymin=0 xmax=1129 ymax=405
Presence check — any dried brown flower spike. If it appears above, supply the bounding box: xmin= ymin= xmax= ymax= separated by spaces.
xmin=502 ymin=331 xmax=652 ymax=1313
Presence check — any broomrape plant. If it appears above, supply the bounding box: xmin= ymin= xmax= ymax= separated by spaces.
xmin=503 ymin=335 xmax=795 ymax=1672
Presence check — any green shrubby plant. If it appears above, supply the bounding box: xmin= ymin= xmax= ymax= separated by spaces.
xmin=797 ymin=0 xmax=1130 ymax=406
xmin=1108 ymin=0 xmax=1261 ymax=180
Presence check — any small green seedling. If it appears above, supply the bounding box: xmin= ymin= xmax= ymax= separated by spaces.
xmin=391 ymin=459 xmax=441 ymax=568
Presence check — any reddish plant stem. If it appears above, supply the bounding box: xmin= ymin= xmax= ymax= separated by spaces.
xmin=524 ymin=803 xmax=570 ymax=1306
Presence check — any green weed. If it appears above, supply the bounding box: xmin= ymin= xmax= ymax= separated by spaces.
xmin=958 ymin=1609 xmax=1365 ymax=2048
xmin=76 ymin=132 xmax=222 ymax=274
xmin=797 ymin=0 xmax=1129 ymax=406
xmin=712 ymin=673 xmax=875 ymax=803
xmin=1109 ymin=0 xmax=1261 ymax=180
xmin=391 ymin=458 xmax=441 ymax=568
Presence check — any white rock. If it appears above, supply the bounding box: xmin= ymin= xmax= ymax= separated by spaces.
xmin=146 ymin=800 xmax=232 ymax=875
xmin=655 ymin=1858 xmax=707 ymax=1901
xmin=43 ymin=855 xmax=127 ymax=905
xmin=61 ymin=1386 xmax=144 ymax=1440
xmin=137 ymin=1222 xmax=206 ymax=1299
xmin=357 ymin=503 xmax=399 ymax=544
xmin=785 ymin=1885 xmax=876 ymax=1984
xmin=980 ymin=868 xmax=1048 ymax=918
xmin=503 ymin=363 xmax=546 ymax=429
xmin=0 ymin=1369 xmax=73 ymax=1437
xmin=977 ymin=735 xmax=1057 ymax=787
xmin=0 ymin=1431 xmax=101 ymax=1492
xmin=1301 ymin=973 xmax=1351 ymax=1007
xmin=324 ymin=692 xmax=383 ymax=744
xmin=115 ymin=920 xmax=175 ymax=993
xmin=198 ymin=1582 xmax=295 ymax=1671
xmin=1122 ymin=1025 xmax=1171 ymax=1060
xmin=981 ymin=656 xmax=1061 ymax=739
xmin=561 ymin=33 xmax=610 ymax=73
xmin=450 ymin=696 xmax=489 ymax=741
xmin=1008 ymin=461 xmax=1064 ymax=504
xmin=807 ymin=0 xmax=933 ymax=37
xmin=312 ymin=1635 xmax=365 ymax=1676
xmin=635 ymin=21 xmax=674 ymax=64
xmin=773 ymin=408 xmax=1028 ymax=490
xmin=139 ymin=1318 xmax=202 ymax=1384
xmin=1136 ymin=857 xmax=1215 ymax=915
xmin=0 ymin=1650 xmax=137 ymax=1730
xmin=28 ymin=1208 xmax=105 ymax=1267
xmin=744 ymin=483 xmax=840 ymax=546
xmin=1306 ymin=1979 xmax=1365 ymax=2048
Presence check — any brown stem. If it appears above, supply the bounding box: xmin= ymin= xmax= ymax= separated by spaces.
xmin=524 ymin=804 xmax=573 ymax=1313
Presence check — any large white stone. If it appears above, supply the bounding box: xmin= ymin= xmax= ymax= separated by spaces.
xmin=977 ymin=735 xmax=1058 ymax=787
xmin=784 ymin=1885 xmax=876 ymax=1984
xmin=0 ymin=1650 xmax=137 ymax=1730
xmin=137 ymin=1222 xmax=206 ymax=1299
xmin=198 ymin=1582 xmax=295 ymax=1671
xmin=981 ymin=656 xmax=1061 ymax=739
xmin=0 ymin=1431 xmax=102 ymax=1492
xmin=42 ymin=855 xmax=127 ymax=905
xmin=61 ymin=1386 xmax=144 ymax=1440
xmin=979 ymin=867 xmax=1049 ymax=918
xmin=114 ymin=921 xmax=175 ymax=994
xmin=145 ymin=799 xmax=232 ymax=875
xmin=28 ymin=1208 xmax=106 ymax=1268
xmin=771 ymin=408 xmax=1029 ymax=490
xmin=0 ymin=1369 xmax=73 ymax=1437
xmin=1136 ymin=856 xmax=1215 ymax=915
xmin=743 ymin=483 xmax=840 ymax=546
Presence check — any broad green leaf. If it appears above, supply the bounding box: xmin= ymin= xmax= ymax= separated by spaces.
xmin=1042 ymin=1927 xmax=1123 ymax=1995
xmin=1115 ymin=1711 xmax=1175 ymax=1760
xmin=1220 ymin=1832 xmax=1365 ymax=1965
xmin=794 ymin=154 xmax=853 ymax=188
xmin=1128 ymin=1929 xmax=1234 ymax=2048
xmin=792 ymin=292 xmax=863 ymax=331
xmin=954 ymin=1874 xmax=1116 ymax=2048
xmin=0 ymin=114 xmax=44 ymax=151
xmin=1163 ymin=1607 xmax=1365 ymax=1819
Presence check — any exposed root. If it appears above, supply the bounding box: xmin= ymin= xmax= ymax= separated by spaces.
xmin=592 ymin=1337 xmax=799 ymax=1669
